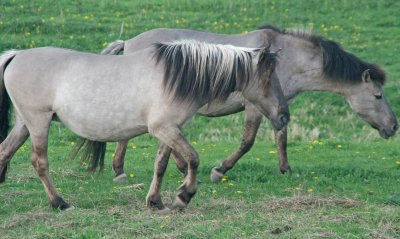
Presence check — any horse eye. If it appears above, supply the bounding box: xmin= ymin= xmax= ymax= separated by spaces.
xmin=374 ymin=94 xmax=382 ymax=100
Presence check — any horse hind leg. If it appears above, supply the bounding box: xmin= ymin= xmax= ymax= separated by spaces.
xmin=0 ymin=115 xmax=30 ymax=183
xmin=146 ymin=142 xmax=172 ymax=214
xmin=112 ymin=140 xmax=128 ymax=182
xmin=26 ymin=113 xmax=71 ymax=209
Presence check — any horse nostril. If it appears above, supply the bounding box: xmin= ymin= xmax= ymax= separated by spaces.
xmin=393 ymin=123 xmax=399 ymax=132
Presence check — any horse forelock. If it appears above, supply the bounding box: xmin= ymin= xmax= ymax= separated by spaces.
xmin=259 ymin=24 xmax=386 ymax=85
xmin=153 ymin=40 xmax=254 ymax=104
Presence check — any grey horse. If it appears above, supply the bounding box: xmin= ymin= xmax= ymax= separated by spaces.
xmin=0 ymin=40 xmax=289 ymax=211
xmin=102 ymin=25 xmax=398 ymax=182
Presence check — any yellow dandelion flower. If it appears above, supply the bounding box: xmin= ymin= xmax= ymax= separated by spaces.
xmin=313 ymin=177 xmax=318 ymax=180
xmin=221 ymin=177 xmax=227 ymax=183
xmin=256 ymin=157 xmax=261 ymax=161
xmin=191 ymin=141 xmax=197 ymax=145
xmin=228 ymin=183 xmax=234 ymax=187
xmin=268 ymin=150 xmax=276 ymax=154
xmin=307 ymin=188 xmax=313 ymax=193
xmin=295 ymin=187 xmax=301 ymax=191
xmin=396 ymin=160 xmax=400 ymax=165
xmin=129 ymin=173 xmax=135 ymax=178
xmin=337 ymin=145 xmax=342 ymax=148
xmin=211 ymin=189 xmax=217 ymax=194
xmin=236 ymin=190 xmax=243 ymax=194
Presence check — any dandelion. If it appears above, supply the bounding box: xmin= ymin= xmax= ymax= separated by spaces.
xmin=268 ymin=150 xmax=276 ymax=154
xmin=129 ymin=173 xmax=135 ymax=178
xmin=313 ymin=176 xmax=318 ymax=180
xmin=295 ymin=187 xmax=301 ymax=191
xmin=70 ymin=141 xmax=75 ymax=146
xmin=212 ymin=189 xmax=217 ymax=194
xmin=396 ymin=160 xmax=400 ymax=165
xmin=191 ymin=141 xmax=197 ymax=145
xmin=337 ymin=145 xmax=342 ymax=148
xmin=221 ymin=176 xmax=227 ymax=183
xmin=236 ymin=190 xmax=243 ymax=194
xmin=228 ymin=183 xmax=234 ymax=187
xmin=307 ymin=188 xmax=313 ymax=193
xmin=256 ymin=157 xmax=261 ymax=161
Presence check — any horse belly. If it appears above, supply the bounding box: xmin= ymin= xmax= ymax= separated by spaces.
xmin=54 ymin=104 xmax=149 ymax=141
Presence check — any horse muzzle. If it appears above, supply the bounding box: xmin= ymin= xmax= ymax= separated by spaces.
xmin=379 ymin=122 xmax=398 ymax=139
xmin=272 ymin=112 xmax=290 ymax=131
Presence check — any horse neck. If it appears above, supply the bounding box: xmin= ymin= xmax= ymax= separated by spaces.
xmin=272 ymin=35 xmax=346 ymax=101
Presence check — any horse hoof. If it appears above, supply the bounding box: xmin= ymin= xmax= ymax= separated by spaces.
xmin=172 ymin=196 xmax=188 ymax=209
xmin=280 ymin=166 xmax=292 ymax=174
xmin=113 ymin=173 xmax=128 ymax=182
xmin=51 ymin=196 xmax=71 ymax=210
xmin=158 ymin=207 xmax=171 ymax=215
xmin=210 ymin=167 xmax=224 ymax=182
xmin=65 ymin=205 xmax=75 ymax=211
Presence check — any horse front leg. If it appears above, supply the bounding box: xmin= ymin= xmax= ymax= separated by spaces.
xmin=210 ymin=105 xmax=262 ymax=182
xmin=151 ymin=126 xmax=199 ymax=210
xmin=0 ymin=115 xmax=30 ymax=183
xmin=112 ymin=140 xmax=128 ymax=182
xmin=274 ymin=126 xmax=291 ymax=174
xmin=146 ymin=142 xmax=172 ymax=214
xmin=171 ymin=150 xmax=188 ymax=175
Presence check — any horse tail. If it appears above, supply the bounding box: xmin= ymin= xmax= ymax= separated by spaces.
xmin=100 ymin=40 xmax=125 ymax=55
xmin=69 ymin=138 xmax=106 ymax=172
xmin=0 ymin=50 xmax=19 ymax=142
xmin=0 ymin=50 xmax=19 ymax=183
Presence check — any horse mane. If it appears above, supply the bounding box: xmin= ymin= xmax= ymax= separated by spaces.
xmin=153 ymin=40 xmax=255 ymax=104
xmin=258 ymin=24 xmax=386 ymax=85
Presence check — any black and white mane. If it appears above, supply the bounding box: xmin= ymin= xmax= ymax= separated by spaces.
xmin=153 ymin=40 xmax=275 ymax=104
xmin=259 ymin=24 xmax=386 ymax=85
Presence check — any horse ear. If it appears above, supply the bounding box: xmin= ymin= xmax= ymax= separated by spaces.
xmin=362 ymin=69 xmax=371 ymax=83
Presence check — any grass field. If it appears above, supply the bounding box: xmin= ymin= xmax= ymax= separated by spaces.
xmin=1 ymin=0 xmax=399 ymax=238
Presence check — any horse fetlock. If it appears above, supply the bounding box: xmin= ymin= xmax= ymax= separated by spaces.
xmin=210 ymin=167 xmax=224 ymax=182
xmin=51 ymin=196 xmax=71 ymax=210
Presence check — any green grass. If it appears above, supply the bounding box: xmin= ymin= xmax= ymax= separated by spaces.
xmin=1 ymin=0 xmax=400 ymax=238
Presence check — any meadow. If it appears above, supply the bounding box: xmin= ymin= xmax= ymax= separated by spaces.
xmin=0 ymin=0 xmax=399 ymax=238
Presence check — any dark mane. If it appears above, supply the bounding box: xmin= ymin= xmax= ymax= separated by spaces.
xmin=153 ymin=40 xmax=254 ymax=104
xmin=258 ymin=24 xmax=386 ymax=85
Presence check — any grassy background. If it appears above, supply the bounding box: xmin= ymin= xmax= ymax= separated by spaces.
xmin=1 ymin=0 xmax=399 ymax=238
